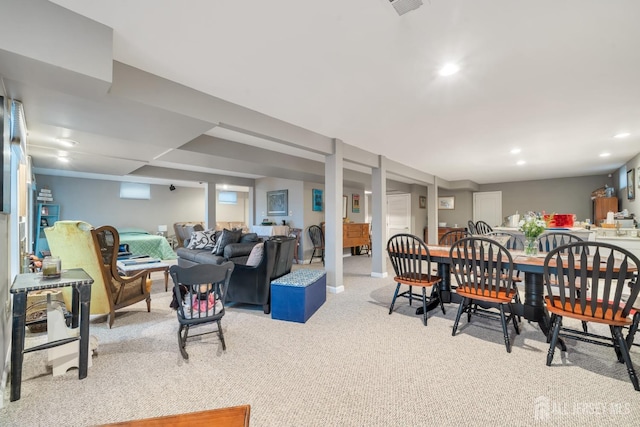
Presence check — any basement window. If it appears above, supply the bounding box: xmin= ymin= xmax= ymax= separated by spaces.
xmin=120 ymin=182 xmax=150 ymax=200
xmin=218 ymin=191 xmax=237 ymax=204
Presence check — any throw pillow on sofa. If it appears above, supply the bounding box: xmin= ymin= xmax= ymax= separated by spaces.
xmin=212 ymin=228 xmax=243 ymax=255
xmin=187 ymin=229 xmax=217 ymax=249
xmin=245 ymin=242 xmax=264 ymax=266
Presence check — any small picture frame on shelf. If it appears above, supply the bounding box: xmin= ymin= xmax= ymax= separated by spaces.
xmin=40 ymin=218 xmax=49 ymax=227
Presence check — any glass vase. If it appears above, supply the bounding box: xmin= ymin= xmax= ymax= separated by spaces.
xmin=524 ymin=238 xmax=539 ymax=256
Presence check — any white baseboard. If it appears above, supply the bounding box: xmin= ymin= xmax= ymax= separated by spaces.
xmin=370 ymin=271 xmax=388 ymax=278
xmin=326 ymin=285 xmax=344 ymax=294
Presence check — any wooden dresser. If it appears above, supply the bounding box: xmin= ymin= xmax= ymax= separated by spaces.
xmin=323 ymin=223 xmax=370 ymax=248
xmin=424 ymin=227 xmax=466 ymax=244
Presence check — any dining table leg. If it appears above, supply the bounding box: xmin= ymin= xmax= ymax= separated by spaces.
xmin=416 ymin=262 xmax=460 ymax=315
xmin=520 ymin=271 xmax=567 ymax=351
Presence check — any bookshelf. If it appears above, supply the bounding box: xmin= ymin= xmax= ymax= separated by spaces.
xmin=35 ymin=201 xmax=60 ymax=258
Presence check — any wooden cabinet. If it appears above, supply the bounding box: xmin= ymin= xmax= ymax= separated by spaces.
xmin=424 ymin=226 xmax=466 ymax=244
xmin=343 ymin=223 xmax=370 ymax=248
xmin=324 ymin=223 xmax=370 ymax=248
xmin=593 ymin=197 xmax=618 ymax=225
xmin=35 ymin=203 xmax=59 ymax=257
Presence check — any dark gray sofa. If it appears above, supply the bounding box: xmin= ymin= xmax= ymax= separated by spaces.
xmin=176 ymin=231 xmax=260 ymax=267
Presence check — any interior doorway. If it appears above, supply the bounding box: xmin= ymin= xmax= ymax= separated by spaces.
xmin=473 ymin=191 xmax=503 ymax=227
xmin=387 ymin=193 xmax=411 ymax=241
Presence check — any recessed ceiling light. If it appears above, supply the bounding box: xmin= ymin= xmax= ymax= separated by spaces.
xmin=510 ymin=148 xmax=521 ymax=154
xmin=614 ymin=132 xmax=630 ymax=139
xmin=516 ymin=160 xmax=526 ymax=166
xmin=58 ymin=157 xmax=70 ymax=163
xmin=55 ymin=138 xmax=78 ymax=147
xmin=439 ymin=63 xmax=460 ymax=76
xmin=599 ymin=152 xmax=611 ymax=157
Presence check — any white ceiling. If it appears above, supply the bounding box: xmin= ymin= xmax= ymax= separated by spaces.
xmin=7 ymin=0 xmax=640 ymax=186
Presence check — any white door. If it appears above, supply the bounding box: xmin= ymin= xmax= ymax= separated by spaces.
xmin=387 ymin=194 xmax=411 ymax=241
xmin=473 ymin=191 xmax=503 ymax=227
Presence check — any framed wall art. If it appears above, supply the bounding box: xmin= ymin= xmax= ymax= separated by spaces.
xmin=438 ymin=196 xmax=455 ymax=210
xmin=267 ymin=189 xmax=288 ymax=216
xmin=419 ymin=196 xmax=426 ymax=209
xmin=628 ymin=169 xmax=635 ymax=200
xmin=312 ymin=188 xmax=323 ymax=212
xmin=352 ymin=194 xmax=360 ymax=213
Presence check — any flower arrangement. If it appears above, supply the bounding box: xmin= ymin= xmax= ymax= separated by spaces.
xmin=518 ymin=215 xmax=547 ymax=240
xmin=518 ymin=213 xmax=547 ymax=255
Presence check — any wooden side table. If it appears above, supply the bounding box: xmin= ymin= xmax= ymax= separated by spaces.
xmin=10 ymin=268 xmax=93 ymax=401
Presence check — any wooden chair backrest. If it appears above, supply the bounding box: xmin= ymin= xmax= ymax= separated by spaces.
xmin=449 ymin=236 xmax=515 ymax=297
xmin=387 ymin=233 xmax=435 ymax=283
xmin=543 ymin=242 xmax=640 ymax=321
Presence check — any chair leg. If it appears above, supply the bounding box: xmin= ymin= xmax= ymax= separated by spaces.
xmin=389 ymin=284 xmax=401 ymax=315
xmin=178 ymin=325 xmax=189 ymax=360
xmin=509 ymin=303 xmax=520 ymax=335
xmin=547 ymin=315 xmax=562 ymax=366
xmin=499 ymin=304 xmax=512 ymax=353
xmin=626 ymin=312 xmax=639 ymax=349
xmin=452 ymin=297 xmax=467 ymax=336
xmin=435 ymin=286 xmax=446 ymax=315
xmin=610 ymin=325 xmax=624 ymax=363
xmin=612 ymin=326 xmax=640 ymax=391
xmin=408 ymin=286 xmax=413 ymax=306
xmin=547 ymin=314 xmax=557 ymax=343
xmin=217 ymin=319 xmax=226 ymax=351
xmin=421 ymin=287 xmax=428 ymax=326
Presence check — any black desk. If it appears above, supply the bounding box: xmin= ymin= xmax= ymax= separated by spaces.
xmin=10 ymin=268 xmax=93 ymax=401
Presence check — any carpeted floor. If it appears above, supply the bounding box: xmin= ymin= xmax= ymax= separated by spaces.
xmin=2 ymin=256 xmax=640 ymax=426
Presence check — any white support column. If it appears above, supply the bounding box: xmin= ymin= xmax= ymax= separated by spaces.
xmin=204 ymin=182 xmax=216 ymax=229
xmin=325 ymin=139 xmax=344 ymax=293
xmin=371 ymin=156 xmax=388 ymax=278
xmin=427 ymin=181 xmax=438 ymax=244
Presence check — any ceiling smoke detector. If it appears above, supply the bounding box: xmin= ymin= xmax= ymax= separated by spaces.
xmin=389 ymin=0 xmax=423 ymax=16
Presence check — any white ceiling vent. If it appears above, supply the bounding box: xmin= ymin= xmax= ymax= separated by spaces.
xmin=389 ymin=0 xmax=423 ymax=16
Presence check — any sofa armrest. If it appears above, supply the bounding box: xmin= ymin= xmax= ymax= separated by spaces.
xmin=224 ymin=242 xmax=257 ymax=259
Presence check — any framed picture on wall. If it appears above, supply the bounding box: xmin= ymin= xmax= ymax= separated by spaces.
xmin=628 ymin=169 xmax=635 ymax=200
xmin=352 ymin=194 xmax=360 ymax=213
xmin=438 ymin=196 xmax=455 ymax=210
xmin=267 ymin=189 xmax=288 ymax=216
xmin=312 ymin=189 xmax=323 ymax=212
xmin=419 ymin=196 xmax=426 ymax=209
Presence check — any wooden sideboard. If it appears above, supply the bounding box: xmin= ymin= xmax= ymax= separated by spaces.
xmin=424 ymin=227 xmax=466 ymax=244
xmin=323 ymin=223 xmax=370 ymax=248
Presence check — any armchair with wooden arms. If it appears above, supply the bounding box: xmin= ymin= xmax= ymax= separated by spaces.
xmin=46 ymin=221 xmax=152 ymax=328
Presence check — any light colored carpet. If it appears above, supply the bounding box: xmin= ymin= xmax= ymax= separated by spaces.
xmin=2 ymin=256 xmax=640 ymax=426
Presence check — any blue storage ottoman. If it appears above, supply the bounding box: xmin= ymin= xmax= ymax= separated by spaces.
xmin=271 ymin=269 xmax=326 ymax=323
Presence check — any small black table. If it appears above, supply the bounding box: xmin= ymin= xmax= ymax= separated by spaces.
xmin=10 ymin=268 xmax=93 ymax=401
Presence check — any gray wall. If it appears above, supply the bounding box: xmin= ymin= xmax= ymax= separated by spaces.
xmin=438 ymin=174 xmax=614 ymax=228
xmin=34 ymin=175 xmax=205 ymax=235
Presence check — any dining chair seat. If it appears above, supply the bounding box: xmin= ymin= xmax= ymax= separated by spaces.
xmin=545 ymin=296 xmax=635 ymax=327
xmin=457 ymin=286 xmax=517 ymax=303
